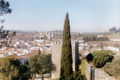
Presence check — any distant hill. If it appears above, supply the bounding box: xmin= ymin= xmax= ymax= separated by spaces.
xmin=50 ymin=30 xmax=62 ymax=35
xmin=9 ymin=30 xmax=39 ymax=33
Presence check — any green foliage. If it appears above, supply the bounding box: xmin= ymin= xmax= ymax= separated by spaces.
xmin=29 ymin=55 xmax=38 ymax=75
xmin=38 ymin=49 xmax=41 ymax=55
xmin=29 ymin=54 xmax=53 ymax=79
xmin=0 ymin=0 xmax=12 ymax=16
xmin=72 ymin=70 xmax=86 ymax=80
xmin=17 ymin=64 xmax=30 ymax=80
xmin=92 ymin=50 xmax=114 ymax=68
xmin=10 ymin=59 xmax=30 ymax=80
xmin=81 ymin=59 xmax=86 ymax=75
xmin=104 ymin=57 xmax=120 ymax=78
xmin=60 ymin=13 xmax=73 ymax=80
xmin=83 ymin=35 xmax=109 ymax=42
xmin=38 ymin=54 xmax=53 ymax=74
xmin=0 ymin=58 xmax=30 ymax=80
xmin=0 ymin=57 xmax=19 ymax=80
xmin=0 ymin=0 xmax=15 ymax=48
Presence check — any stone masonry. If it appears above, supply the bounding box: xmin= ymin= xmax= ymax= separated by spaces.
xmin=85 ymin=62 xmax=116 ymax=80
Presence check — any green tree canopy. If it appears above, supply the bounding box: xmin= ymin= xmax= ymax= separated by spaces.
xmin=17 ymin=64 xmax=30 ymax=80
xmin=91 ymin=50 xmax=114 ymax=68
xmin=29 ymin=54 xmax=53 ymax=80
xmin=0 ymin=57 xmax=19 ymax=80
xmin=104 ymin=57 xmax=120 ymax=79
xmin=0 ymin=58 xmax=30 ymax=80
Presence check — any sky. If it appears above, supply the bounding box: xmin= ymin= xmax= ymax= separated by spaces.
xmin=1 ymin=0 xmax=120 ymax=32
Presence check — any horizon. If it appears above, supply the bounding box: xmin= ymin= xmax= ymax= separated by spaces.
xmin=1 ymin=0 xmax=120 ymax=32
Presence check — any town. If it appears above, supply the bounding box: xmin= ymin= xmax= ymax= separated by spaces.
xmin=1 ymin=28 xmax=120 ymax=58
xmin=1 ymin=27 xmax=120 ymax=80
xmin=0 ymin=0 xmax=120 ymax=80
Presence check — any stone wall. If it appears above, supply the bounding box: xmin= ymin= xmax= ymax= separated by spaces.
xmin=51 ymin=44 xmax=62 ymax=79
xmin=85 ymin=62 xmax=116 ymax=80
xmin=85 ymin=62 xmax=91 ymax=80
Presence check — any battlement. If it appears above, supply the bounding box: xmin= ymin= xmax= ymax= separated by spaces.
xmin=51 ymin=41 xmax=62 ymax=46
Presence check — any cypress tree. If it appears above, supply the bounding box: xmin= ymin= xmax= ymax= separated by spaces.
xmin=60 ymin=13 xmax=73 ymax=80
xmin=38 ymin=49 xmax=41 ymax=55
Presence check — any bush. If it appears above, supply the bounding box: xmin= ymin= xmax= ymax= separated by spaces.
xmin=72 ymin=70 xmax=86 ymax=80
xmin=83 ymin=35 xmax=109 ymax=42
xmin=92 ymin=50 xmax=114 ymax=68
xmin=81 ymin=59 xmax=86 ymax=75
xmin=86 ymin=53 xmax=93 ymax=62
xmin=104 ymin=57 xmax=120 ymax=78
xmin=29 ymin=54 xmax=53 ymax=79
xmin=0 ymin=58 xmax=30 ymax=80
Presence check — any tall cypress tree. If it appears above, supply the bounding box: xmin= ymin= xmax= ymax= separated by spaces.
xmin=60 ymin=13 xmax=73 ymax=80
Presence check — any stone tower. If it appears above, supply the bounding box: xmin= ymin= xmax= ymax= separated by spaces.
xmin=51 ymin=41 xmax=79 ymax=79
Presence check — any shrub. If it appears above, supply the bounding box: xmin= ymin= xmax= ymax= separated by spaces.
xmin=104 ymin=57 xmax=120 ymax=78
xmin=86 ymin=53 xmax=93 ymax=62
xmin=72 ymin=70 xmax=86 ymax=80
xmin=81 ymin=59 xmax=86 ymax=75
xmin=92 ymin=50 xmax=114 ymax=68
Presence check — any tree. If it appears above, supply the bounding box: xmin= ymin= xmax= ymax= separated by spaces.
xmin=109 ymin=27 xmax=117 ymax=33
xmin=38 ymin=54 xmax=53 ymax=80
xmin=0 ymin=0 xmax=12 ymax=46
xmin=0 ymin=58 xmax=30 ymax=80
xmin=91 ymin=50 xmax=114 ymax=68
xmin=29 ymin=55 xmax=38 ymax=79
xmin=17 ymin=64 xmax=30 ymax=80
xmin=104 ymin=57 xmax=120 ymax=79
xmin=38 ymin=49 xmax=41 ymax=55
xmin=11 ymin=59 xmax=30 ymax=80
xmin=0 ymin=0 xmax=12 ymax=16
xmin=29 ymin=54 xmax=53 ymax=80
xmin=0 ymin=57 xmax=19 ymax=80
xmin=60 ymin=13 xmax=73 ymax=80
xmin=0 ymin=0 xmax=15 ymax=48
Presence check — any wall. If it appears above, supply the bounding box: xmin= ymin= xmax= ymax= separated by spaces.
xmin=51 ymin=44 xmax=62 ymax=79
xmin=85 ymin=62 xmax=91 ymax=80
xmin=85 ymin=62 xmax=116 ymax=80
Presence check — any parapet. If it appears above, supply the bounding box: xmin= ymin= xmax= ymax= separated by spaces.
xmin=51 ymin=41 xmax=62 ymax=46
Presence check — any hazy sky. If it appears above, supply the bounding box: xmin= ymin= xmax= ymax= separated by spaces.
xmin=1 ymin=0 xmax=120 ymax=32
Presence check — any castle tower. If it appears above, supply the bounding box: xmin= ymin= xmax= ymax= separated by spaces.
xmin=51 ymin=41 xmax=79 ymax=79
